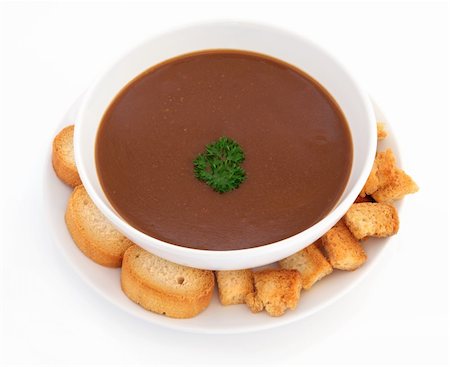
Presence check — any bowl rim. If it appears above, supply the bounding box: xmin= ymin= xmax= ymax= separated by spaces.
xmin=74 ymin=20 xmax=377 ymax=264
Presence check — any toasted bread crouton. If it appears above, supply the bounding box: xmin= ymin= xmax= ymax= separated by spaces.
xmin=52 ymin=125 xmax=82 ymax=187
xmin=377 ymin=122 xmax=388 ymax=140
xmin=360 ymin=159 xmax=379 ymax=197
xmin=321 ymin=221 xmax=367 ymax=271
xmin=360 ymin=148 xmax=418 ymax=199
xmin=216 ymin=270 xmax=254 ymax=305
xmin=279 ymin=242 xmax=332 ymax=289
xmin=372 ymin=168 xmax=419 ymax=202
xmin=376 ymin=149 xmax=398 ymax=187
xmin=360 ymin=149 xmax=397 ymax=197
xmin=65 ymin=185 xmax=134 ymax=267
xmin=245 ymin=269 xmax=302 ymax=317
xmin=344 ymin=202 xmax=399 ymax=240
xmin=121 ymin=245 xmax=215 ymax=318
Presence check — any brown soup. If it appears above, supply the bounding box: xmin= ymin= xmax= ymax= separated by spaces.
xmin=96 ymin=50 xmax=352 ymax=251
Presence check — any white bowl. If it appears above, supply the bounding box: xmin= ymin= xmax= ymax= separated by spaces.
xmin=74 ymin=21 xmax=377 ymax=270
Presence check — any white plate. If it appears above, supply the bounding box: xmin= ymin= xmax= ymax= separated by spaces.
xmin=44 ymin=97 xmax=401 ymax=334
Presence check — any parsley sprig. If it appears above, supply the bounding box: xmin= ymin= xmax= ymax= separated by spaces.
xmin=193 ymin=137 xmax=246 ymax=193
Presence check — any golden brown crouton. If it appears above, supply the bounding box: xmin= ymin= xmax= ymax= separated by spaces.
xmin=321 ymin=221 xmax=367 ymax=271
xmin=377 ymin=122 xmax=388 ymax=140
xmin=360 ymin=148 xmax=419 ymax=201
xmin=360 ymin=159 xmax=379 ymax=197
xmin=245 ymin=269 xmax=302 ymax=317
xmin=372 ymin=168 xmax=419 ymax=202
xmin=360 ymin=149 xmax=396 ymax=197
xmin=216 ymin=270 xmax=254 ymax=305
xmin=52 ymin=125 xmax=82 ymax=187
xmin=279 ymin=242 xmax=333 ymax=289
xmin=65 ymin=185 xmax=134 ymax=267
xmin=376 ymin=149 xmax=398 ymax=188
xmin=344 ymin=203 xmax=399 ymax=240
xmin=121 ymin=246 xmax=214 ymax=318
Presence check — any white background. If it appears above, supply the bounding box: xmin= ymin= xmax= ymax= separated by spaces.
xmin=0 ymin=1 xmax=448 ymax=366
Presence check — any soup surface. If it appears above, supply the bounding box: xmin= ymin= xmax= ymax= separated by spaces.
xmin=96 ymin=50 xmax=352 ymax=251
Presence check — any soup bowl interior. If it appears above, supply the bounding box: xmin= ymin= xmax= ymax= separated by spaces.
xmin=75 ymin=21 xmax=377 ymax=270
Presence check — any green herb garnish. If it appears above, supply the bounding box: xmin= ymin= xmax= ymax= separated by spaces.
xmin=193 ymin=136 xmax=246 ymax=193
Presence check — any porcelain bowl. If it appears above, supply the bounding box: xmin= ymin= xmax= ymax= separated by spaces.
xmin=74 ymin=21 xmax=377 ymax=270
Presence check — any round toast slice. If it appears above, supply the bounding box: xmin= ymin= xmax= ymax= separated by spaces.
xmin=121 ymin=245 xmax=215 ymax=318
xmin=65 ymin=185 xmax=134 ymax=267
xmin=52 ymin=125 xmax=82 ymax=187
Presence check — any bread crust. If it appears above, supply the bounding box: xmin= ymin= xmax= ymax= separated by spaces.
xmin=121 ymin=246 xmax=214 ymax=318
xmin=52 ymin=125 xmax=81 ymax=187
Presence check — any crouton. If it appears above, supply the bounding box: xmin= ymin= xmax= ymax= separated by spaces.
xmin=360 ymin=148 xmax=418 ymax=201
xmin=216 ymin=270 xmax=254 ymax=305
xmin=121 ymin=245 xmax=214 ymax=318
xmin=344 ymin=202 xmax=399 ymax=240
xmin=321 ymin=221 xmax=367 ymax=271
xmin=360 ymin=149 xmax=396 ymax=197
xmin=372 ymin=168 xmax=419 ymax=202
xmin=376 ymin=149 xmax=398 ymax=188
xmin=65 ymin=185 xmax=134 ymax=267
xmin=279 ymin=242 xmax=332 ymax=289
xmin=245 ymin=269 xmax=302 ymax=317
xmin=52 ymin=125 xmax=82 ymax=187
xmin=377 ymin=122 xmax=388 ymax=140
xmin=360 ymin=159 xmax=379 ymax=197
